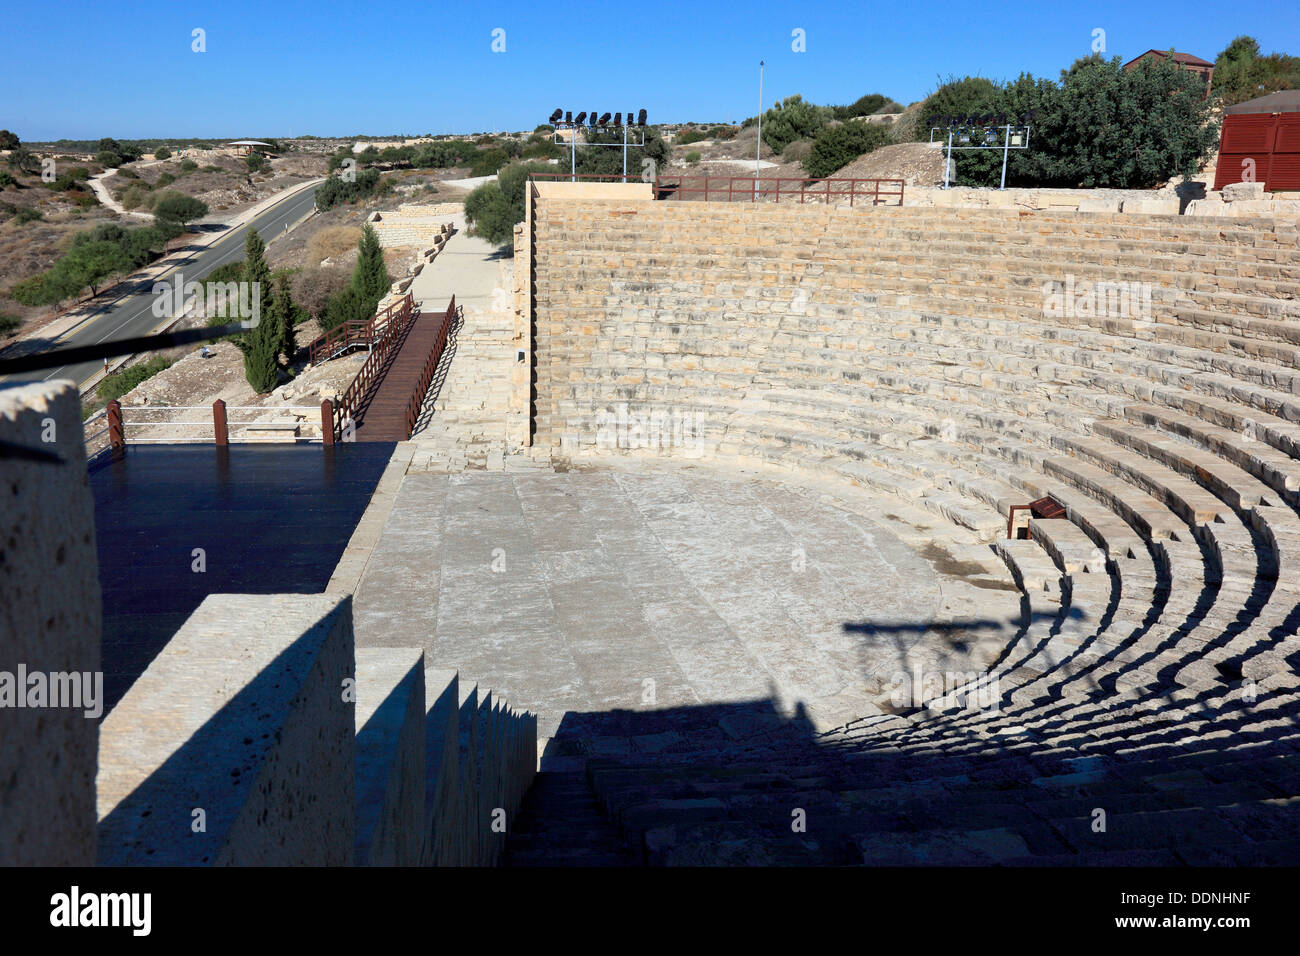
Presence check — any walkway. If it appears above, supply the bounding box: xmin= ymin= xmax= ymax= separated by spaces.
xmin=353 ymin=307 xmax=453 ymax=442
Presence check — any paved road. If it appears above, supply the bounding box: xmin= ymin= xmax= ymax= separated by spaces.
xmin=2 ymin=183 xmax=320 ymax=391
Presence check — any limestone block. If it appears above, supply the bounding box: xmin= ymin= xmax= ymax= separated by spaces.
xmin=1077 ymin=198 xmax=1122 ymax=213
xmin=354 ymin=647 xmax=426 ymax=866
xmin=1226 ymin=199 xmax=1280 ymax=216
xmin=97 ymin=594 xmax=356 ymax=865
xmin=1222 ymin=181 xmax=1265 ymax=202
xmin=0 ymin=381 xmax=101 ymax=866
xmin=1184 ymin=199 xmax=1228 ymax=217
xmin=1121 ymin=198 xmax=1181 ymax=215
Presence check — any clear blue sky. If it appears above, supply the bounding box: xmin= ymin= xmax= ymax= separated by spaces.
xmin=4 ymin=0 xmax=1298 ymax=140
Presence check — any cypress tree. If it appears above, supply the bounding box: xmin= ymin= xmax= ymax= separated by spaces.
xmin=351 ymin=224 xmax=390 ymax=309
xmin=235 ymin=227 xmax=280 ymax=392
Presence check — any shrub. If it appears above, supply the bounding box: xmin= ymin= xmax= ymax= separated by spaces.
xmin=0 ymin=130 xmax=19 ymax=150
xmin=469 ymin=148 xmax=510 ymax=177
xmin=685 ymin=151 xmax=701 ymax=165
xmin=153 ymin=191 xmax=208 ymax=226
xmin=307 ymin=225 xmax=363 ymax=265
xmin=677 ymin=129 xmax=709 ymax=145
xmin=290 ymin=265 xmax=350 ymax=321
xmin=462 ymin=161 xmax=554 ymax=248
xmin=95 ymin=150 xmax=124 ymax=168
xmin=781 ymin=139 xmax=813 ymax=163
xmin=0 ymin=170 xmax=15 ymax=188
xmin=154 ymin=147 xmax=171 ymax=160
xmin=314 ymin=168 xmax=381 ymax=210
xmin=155 ymin=172 xmax=176 ymax=188
xmin=98 ymin=356 xmax=174 ymax=404
xmin=14 ymin=207 xmax=43 ymax=223
xmin=179 ymin=158 xmax=198 ymax=173
xmin=0 ymin=312 xmax=21 ymax=335
xmin=804 ymin=121 xmax=893 ymax=178
xmin=246 ymin=152 xmax=266 ymax=172
xmin=322 ymin=285 xmax=369 ymax=333
xmin=759 ymin=95 xmax=833 ymax=154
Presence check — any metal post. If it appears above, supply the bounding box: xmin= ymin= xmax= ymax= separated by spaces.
xmin=212 ymin=399 xmax=228 ymax=446
xmin=944 ymin=129 xmax=954 ymax=190
xmin=570 ymin=127 xmax=576 ymax=183
xmin=623 ymin=124 xmax=628 ymax=179
xmin=321 ymin=399 xmax=335 ymax=446
xmin=107 ymin=400 xmax=124 ymax=450
xmin=755 ymin=60 xmax=764 ymax=201
xmin=1000 ymin=125 xmax=1011 ymax=190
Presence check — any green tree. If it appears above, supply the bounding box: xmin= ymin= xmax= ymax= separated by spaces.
xmin=463 ymin=161 xmax=556 ymax=249
xmin=322 ymin=285 xmax=370 ymax=333
xmin=234 ymin=228 xmax=281 ymax=391
xmin=58 ymin=240 xmax=132 ymax=297
xmin=351 ymin=223 xmax=390 ymax=305
xmin=1212 ymin=35 xmax=1300 ymax=106
xmin=0 ymin=130 xmax=19 ymax=150
xmin=759 ymin=95 xmax=833 ymax=153
xmin=153 ymin=192 xmax=208 ymax=227
xmin=804 ymin=122 xmax=893 ymax=178
xmin=154 ymin=146 xmax=171 ymax=160
xmin=246 ymin=152 xmax=266 ymax=172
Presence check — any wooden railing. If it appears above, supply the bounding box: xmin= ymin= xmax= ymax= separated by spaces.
xmin=402 ymin=297 xmax=456 ymax=440
xmin=307 ymin=293 xmax=414 ymax=365
xmin=325 ymin=297 xmax=419 ymax=442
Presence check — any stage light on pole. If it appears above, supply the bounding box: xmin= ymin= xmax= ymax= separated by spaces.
xmin=549 ymin=108 xmax=562 ymax=124
xmin=599 ymin=112 xmax=612 ymax=127
xmin=565 ymin=111 xmax=572 ymax=125
xmin=614 ymin=112 xmax=622 ymax=127
xmin=575 ymin=112 xmax=587 ymax=125
xmin=637 ymin=109 xmax=647 ymax=127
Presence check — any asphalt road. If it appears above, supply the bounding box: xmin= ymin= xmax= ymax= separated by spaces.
xmin=2 ymin=183 xmax=321 ymax=391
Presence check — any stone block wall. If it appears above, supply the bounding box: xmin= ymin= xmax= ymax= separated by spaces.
xmin=0 ymin=382 xmax=101 ymax=866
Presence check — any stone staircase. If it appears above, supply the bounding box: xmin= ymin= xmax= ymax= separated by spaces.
xmin=494 ymin=194 xmax=1300 ymax=865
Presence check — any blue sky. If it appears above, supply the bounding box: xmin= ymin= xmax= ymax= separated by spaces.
xmin=4 ymin=0 xmax=1298 ymax=140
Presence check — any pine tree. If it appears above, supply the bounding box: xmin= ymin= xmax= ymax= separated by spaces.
xmin=351 ymin=224 xmax=390 ymax=310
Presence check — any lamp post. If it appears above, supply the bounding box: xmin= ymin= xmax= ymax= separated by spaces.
xmin=755 ymin=60 xmax=764 ymax=200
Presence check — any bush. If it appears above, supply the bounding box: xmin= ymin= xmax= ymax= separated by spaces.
xmin=14 ymin=207 xmax=43 ymax=223
xmin=95 ymin=150 xmax=124 ymax=168
xmin=246 ymin=152 xmax=266 ymax=172
xmin=0 ymin=312 xmax=21 ymax=335
xmin=462 ymin=161 xmax=555 ymax=248
xmin=469 ymin=148 xmax=510 ymax=177
xmin=314 ymin=168 xmax=381 ymax=211
xmin=0 ymin=170 xmax=15 ymax=188
xmin=759 ymin=94 xmax=833 ymax=154
xmin=685 ymin=151 xmax=701 ymax=165
xmin=804 ymin=122 xmax=893 ymax=178
xmin=98 ymin=356 xmax=174 ymax=404
xmin=154 ymin=147 xmax=171 ymax=160
xmin=781 ymin=139 xmax=813 ymax=164
xmin=677 ymin=129 xmax=709 ymax=146
xmin=152 ymin=191 xmax=209 ymax=226
xmin=322 ymin=285 xmax=370 ymax=333
xmin=179 ymin=158 xmax=198 ymax=173
xmin=291 ymin=266 xmax=350 ymax=321
xmin=307 ymin=225 xmax=363 ymax=265
xmin=155 ymin=172 xmax=176 ymax=188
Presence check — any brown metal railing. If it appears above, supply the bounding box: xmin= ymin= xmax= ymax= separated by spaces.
xmin=402 ymin=297 xmax=456 ymax=440
xmin=327 ymin=296 xmax=419 ymax=442
xmin=655 ymin=176 xmax=904 ymax=206
xmin=527 ymin=172 xmax=905 ymax=206
xmin=307 ymin=292 xmax=414 ymax=365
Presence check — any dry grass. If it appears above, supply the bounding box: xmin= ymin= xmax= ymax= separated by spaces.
xmin=306 ymin=225 xmax=362 ymax=265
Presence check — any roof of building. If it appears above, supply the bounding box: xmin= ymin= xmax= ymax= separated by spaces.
xmin=1224 ymin=89 xmax=1300 ymax=114
xmin=225 ymin=140 xmax=273 ymax=147
xmin=1124 ymin=49 xmax=1214 ymax=68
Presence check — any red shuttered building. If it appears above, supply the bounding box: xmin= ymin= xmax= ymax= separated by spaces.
xmin=1214 ymin=90 xmax=1300 ymax=192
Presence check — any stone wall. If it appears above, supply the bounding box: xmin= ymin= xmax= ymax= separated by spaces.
xmin=0 ymin=382 xmax=101 ymax=866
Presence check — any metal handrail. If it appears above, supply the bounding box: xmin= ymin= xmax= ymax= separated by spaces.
xmin=306 ymin=292 xmax=413 ymax=365
xmin=527 ymin=172 xmax=905 ymax=206
xmin=331 ymin=293 xmax=418 ymax=440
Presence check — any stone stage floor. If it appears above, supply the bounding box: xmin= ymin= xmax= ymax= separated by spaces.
xmin=352 ymin=461 xmax=1022 ymax=738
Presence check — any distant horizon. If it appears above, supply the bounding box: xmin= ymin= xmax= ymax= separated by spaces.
xmin=5 ymin=0 xmax=1297 ymax=141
